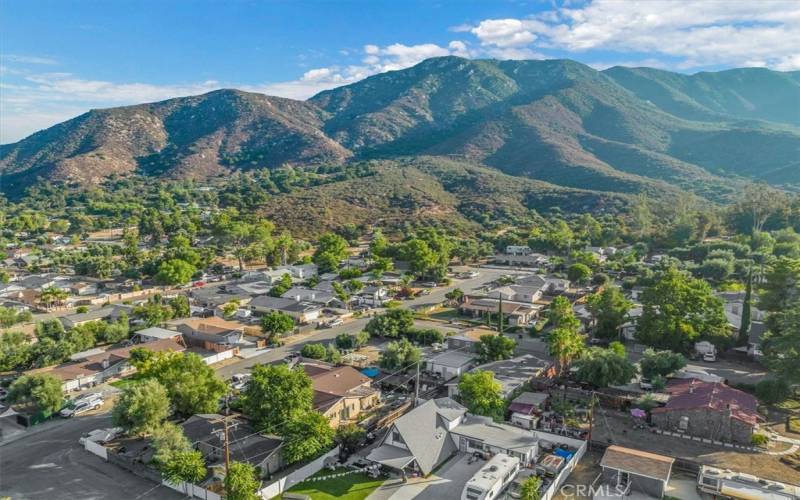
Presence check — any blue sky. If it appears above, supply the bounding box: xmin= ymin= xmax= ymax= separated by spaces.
xmin=2 ymin=0 xmax=799 ymax=143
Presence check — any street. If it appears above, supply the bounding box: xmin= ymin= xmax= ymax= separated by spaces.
xmin=0 ymin=414 xmax=182 ymax=500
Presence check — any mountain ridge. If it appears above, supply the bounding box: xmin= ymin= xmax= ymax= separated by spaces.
xmin=2 ymin=56 xmax=799 ymax=200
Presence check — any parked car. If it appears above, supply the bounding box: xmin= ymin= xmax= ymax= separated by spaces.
xmin=0 ymin=388 xmax=7 ymax=401
xmin=230 ymin=373 xmax=251 ymax=390
xmin=639 ymin=378 xmax=653 ymax=391
xmin=328 ymin=317 xmax=344 ymax=327
xmin=703 ymin=351 xmax=717 ymax=362
xmin=420 ymin=282 xmax=438 ymax=288
xmin=61 ymin=398 xmax=103 ymax=418
xmin=71 ymin=392 xmax=102 ymax=406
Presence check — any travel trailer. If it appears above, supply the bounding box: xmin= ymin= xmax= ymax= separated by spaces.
xmin=697 ymin=466 xmax=800 ymax=499
xmin=461 ymin=453 xmax=520 ymax=500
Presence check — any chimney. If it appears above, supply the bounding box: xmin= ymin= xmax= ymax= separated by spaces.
xmin=101 ymin=358 xmax=109 ymax=369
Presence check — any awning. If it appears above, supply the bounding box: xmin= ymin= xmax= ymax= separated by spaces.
xmin=366 ymin=445 xmax=415 ymax=470
xmin=720 ymin=482 xmax=789 ymax=500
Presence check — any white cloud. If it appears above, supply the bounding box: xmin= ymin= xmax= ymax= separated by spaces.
xmin=1 ymin=54 xmax=58 ymax=65
xmin=463 ymin=0 xmax=800 ymax=70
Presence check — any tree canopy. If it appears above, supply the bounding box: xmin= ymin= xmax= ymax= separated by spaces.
xmin=636 ymin=267 xmax=729 ymax=353
xmin=573 ymin=347 xmax=638 ymax=388
xmin=458 ymin=370 xmax=505 ymax=421
xmin=7 ymin=373 xmax=64 ymax=413
xmin=242 ymin=363 xmax=313 ymax=433
xmin=587 ymin=286 xmax=631 ymax=340
xmin=476 ymin=334 xmax=516 ymax=363
xmin=112 ymin=378 xmax=170 ymax=435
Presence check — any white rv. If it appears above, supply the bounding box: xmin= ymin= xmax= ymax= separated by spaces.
xmin=461 ymin=453 xmax=520 ymax=500
xmin=698 ymin=466 xmax=800 ymax=499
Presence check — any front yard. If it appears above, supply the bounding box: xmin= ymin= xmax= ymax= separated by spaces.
xmin=282 ymin=468 xmax=384 ymax=500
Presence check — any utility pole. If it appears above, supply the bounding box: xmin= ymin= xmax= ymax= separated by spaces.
xmin=414 ymin=361 xmax=420 ymax=406
xmin=498 ymin=294 xmax=504 ymax=334
xmin=587 ymin=391 xmax=597 ymax=444
xmin=223 ymin=416 xmax=231 ymax=475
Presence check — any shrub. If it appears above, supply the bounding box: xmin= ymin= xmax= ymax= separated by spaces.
xmin=751 ymin=433 xmax=769 ymax=447
xmin=756 ymin=379 xmax=791 ymax=404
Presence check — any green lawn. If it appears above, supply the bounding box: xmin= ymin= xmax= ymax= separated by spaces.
xmin=283 ymin=468 xmax=384 ymax=500
xmin=109 ymin=374 xmax=145 ymax=390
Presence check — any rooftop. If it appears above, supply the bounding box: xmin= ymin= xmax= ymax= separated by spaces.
xmin=600 ymin=445 xmax=674 ymax=482
xmin=653 ymin=379 xmax=759 ymax=425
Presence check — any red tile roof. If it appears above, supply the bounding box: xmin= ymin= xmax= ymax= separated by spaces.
xmin=651 ymin=379 xmax=759 ymax=425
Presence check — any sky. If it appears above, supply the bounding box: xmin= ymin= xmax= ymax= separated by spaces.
xmin=2 ymin=0 xmax=800 ymax=144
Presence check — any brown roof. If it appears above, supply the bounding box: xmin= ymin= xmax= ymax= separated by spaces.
xmin=600 ymin=446 xmax=674 ymax=482
xmin=46 ymin=338 xmax=186 ymax=382
xmin=310 ymin=366 xmax=371 ymax=396
xmin=652 ymin=379 xmax=759 ymax=425
xmin=171 ymin=316 xmax=244 ymax=332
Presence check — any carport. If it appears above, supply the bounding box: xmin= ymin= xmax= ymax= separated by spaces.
xmin=366 ymin=444 xmax=417 ymax=475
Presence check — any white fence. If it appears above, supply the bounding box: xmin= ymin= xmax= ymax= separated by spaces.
xmin=84 ymin=439 xmax=108 ymax=460
xmin=532 ymin=431 xmax=587 ymax=500
xmin=163 ymin=480 xmax=222 ymax=500
xmin=258 ymin=446 xmax=340 ymax=499
xmin=203 ymin=348 xmax=235 ymax=365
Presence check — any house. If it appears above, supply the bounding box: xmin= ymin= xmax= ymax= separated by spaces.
xmin=508 ymin=392 xmax=549 ymax=430
xmin=505 ymin=245 xmax=532 ymax=256
xmin=70 ymin=282 xmax=99 ymax=296
xmin=280 ymin=287 xmax=338 ymax=306
xmin=358 ymin=285 xmax=388 ymax=306
xmin=301 ymin=361 xmax=381 ymax=427
xmin=249 ymin=296 xmax=322 ymax=323
xmin=618 ymin=306 xmax=642 ymax=341
xmin=449 ymin=353 xmax=551 ymax=399
xmin=131 ymin=326 xmax=184 ymax=344
xmin=493 ymin=253 xmax=549 ymax=267
xmin=650 ymin=379 xmax=759 ymax=444
xmin=45 ymin=338 xmax=186 ymax=392
xmin=234 ymin=280 xmax=273 ymax=295
xmin=366 ymin=398 xmax=539 ymax=477
xmin=276 ymin=263 xmax=318 ymax=279
xmin=189 ymin=285 xmax=252 ymax=310
xmin=446 ymin=328 xmax=497 ymax=352
xmin=59 ymin=304 xmax=133 ymax=329
xmin=487 ymin=285 xmax=543 ymax=304
xmin=169 ymin=316 xmax=244 ymax=349
xmin=460 ymin=297 xmax=542 ymax=326
xmin=596 ymin=446 xmax=674 ymax=499
xmin=426 ymin=351 xmax=476 ymax=380
xmin=181 ymin=414 xmax=284 ymax=478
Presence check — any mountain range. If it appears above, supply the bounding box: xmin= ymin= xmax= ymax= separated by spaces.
xmin=2 ymin=56 xmax=799 ymax=207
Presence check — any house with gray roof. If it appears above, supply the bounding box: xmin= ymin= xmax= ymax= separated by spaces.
xmin=366 ymin=397 xmax=541 ymax=476
xmin=249 ymin=295 xmax=322 ymax=323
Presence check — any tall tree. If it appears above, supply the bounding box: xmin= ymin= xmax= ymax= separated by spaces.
xmin=161 ymin=450 xmax=206 ymax=493
xmin=587 ymin=286 xmax=632 ymax=340
xmin=131 ymin=351 xmax=227 ymax=417
xmin=458 ymin=370 xmax=505 ymax=421
xmin=762 ymin=301 xmax=800 ymax=384
xmin=242 ymin=364 xmax=313 ymax=433
xmin=379 ymin=338 xmax=420 ymax=370
xmin=636 ymin=267 xmax=729 ymax=353
xmin=476 ymin=335 xmax=516 ymax=363
xmin=759 ymin=257 xmax=800 ymax=312
xmin=7 ymin=373 xmax=64 ymax=413
xmin=547 ymin=326 xmax=584 ymax=376
xmin=260 ymin=311 xmax=295 ymax=343
xmin=573 ymin=348 xmax=638 ymax=388
xmin=281 ymin=411 xmax=335 ymax=464
xmin=112 ymin=379 xmax=170 ymax=435
xmin=738 ymin=267 xmax=753 ymax=346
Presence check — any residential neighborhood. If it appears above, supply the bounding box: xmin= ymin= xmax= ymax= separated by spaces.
xmin=3 ymin=206 xmax=800 ymax=500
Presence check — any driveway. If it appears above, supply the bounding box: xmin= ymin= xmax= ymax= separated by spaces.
xmin=0 ymin=414 xmax=181 ymax=500
xmin=368 ymin=454 xmax=485 ymax=500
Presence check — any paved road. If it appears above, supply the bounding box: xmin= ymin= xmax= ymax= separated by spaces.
xmin=0 ymin=414 xmax=181 ymax=500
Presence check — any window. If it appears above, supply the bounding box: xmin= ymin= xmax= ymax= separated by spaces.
xmin=392 ymin=431 xmax=402 ymax=443
xmin=465 ymin=487 xmax=482 ymax=500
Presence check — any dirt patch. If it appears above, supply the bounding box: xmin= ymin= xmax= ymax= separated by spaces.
xmin=592 ymin=409 xmax=800 ymax=484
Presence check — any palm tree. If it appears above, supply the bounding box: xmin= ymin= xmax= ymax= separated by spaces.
xmin=546 ymin=326 xmax=585 ymax=376
xmin=40 ymin=286 xmax=68 ymax=309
